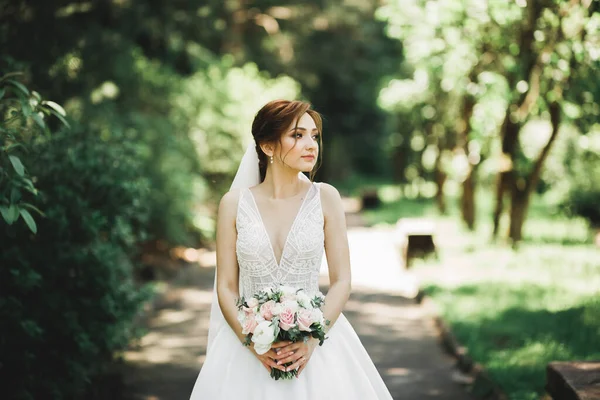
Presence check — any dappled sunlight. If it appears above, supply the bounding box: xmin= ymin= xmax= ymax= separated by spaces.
xmin=386 ymin=367 xmax=411 ymax=376
xmin=121 ymin=226 xmax=472 ymax=399
xmin=320 ymin=226 xmax=420 ymax=298
xmin=413 ymin=216 xmax=600 ymax=398
xmin=150 ymin=309 xmax=197 ymax=328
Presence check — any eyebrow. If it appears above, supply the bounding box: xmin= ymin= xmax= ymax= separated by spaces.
xmin=289 ymin=127 xmax=319 ymax=132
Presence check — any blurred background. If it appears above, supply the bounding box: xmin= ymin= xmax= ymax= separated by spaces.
xmin=1 ymin=0 xmax=598 ymax=399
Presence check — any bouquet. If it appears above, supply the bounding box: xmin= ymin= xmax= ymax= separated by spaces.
xmin=236 ymin=285 xmax=329 ymax=380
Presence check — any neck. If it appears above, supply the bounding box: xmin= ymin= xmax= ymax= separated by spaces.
xmin=262 ymin=166 xmax=305 ymax=199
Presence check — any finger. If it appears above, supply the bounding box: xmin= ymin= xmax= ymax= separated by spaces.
xmin=276 ymin=351 xmax=304 ymax=366
xmin=262 ymin=356 xmax=286 ymax=371
xmin=285 ymin=355 xmax=307 ymax=372
xmin=273 ymin=348 xmax=297 ymax=361
xmin=271 ymin=341 xmax=292 ymax=349
xmin=275 ymin=342 xmax=303 ymax=356
xmin=264 ymin=349 xmax=279 ymax=360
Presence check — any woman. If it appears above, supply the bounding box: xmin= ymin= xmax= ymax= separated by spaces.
xmin=190 ymin=100 xmax=393 ymax=399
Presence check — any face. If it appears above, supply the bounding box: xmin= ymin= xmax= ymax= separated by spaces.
xmin=273 ymin=113 xmax=320 ymax=172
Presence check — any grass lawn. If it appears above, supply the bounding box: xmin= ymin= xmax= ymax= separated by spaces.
xmin=359 ymin=183 xmax=600 ymax=400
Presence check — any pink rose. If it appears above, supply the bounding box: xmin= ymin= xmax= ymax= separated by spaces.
xmin=297 ymin=309 xmax=314 ymax=332
xmin=278 ymin=307 xmax=296 ymax=331
xmin=242 ymin=314 xmax=258 ymax=335
xmin=260 ymin=300 xmax=276 ymax=321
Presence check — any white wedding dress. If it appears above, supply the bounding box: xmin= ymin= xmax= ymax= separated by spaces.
xmin=189 ymin=182 xmax=393 ymax=399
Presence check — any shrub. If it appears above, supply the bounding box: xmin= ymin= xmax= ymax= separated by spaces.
xmin=0 ymin=127 xmax=154 ymax=399
xmin=569 ymin=189 xmax=600 ymax=228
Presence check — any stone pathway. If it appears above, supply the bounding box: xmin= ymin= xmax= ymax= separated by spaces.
xmin=121 ymin=212 xmax=474 ymax=399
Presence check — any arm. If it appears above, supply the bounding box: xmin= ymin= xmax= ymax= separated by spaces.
xmin=320 ymin=182 xmax=352 ymax=333
xmin=215 ymin=189 xmax=246 ymax=343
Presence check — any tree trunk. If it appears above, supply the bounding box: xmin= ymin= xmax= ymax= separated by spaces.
xmin=222 ymin=0 xmax=246 ymax=63
xmin=492 ymin=1 xmax=543 ymax=239
xmin=492 ymin=171 xmax=508 ymax=238
xmin=392 ymin=141 xmax=409 ymax=183
xmin=508 ymin=102 xmax=562 ymax=242
xmin=492 ymin=112 xmax=521 ymax=238
xmin=508 ymin=186 xmax=528 ymax=244
xmin=459 ymin=94 xmax=476 ymax=229
xmin=434 ymin=156 xmax=447 ymax=214
xmin=461 ymin=167 xmax=476 ymax=230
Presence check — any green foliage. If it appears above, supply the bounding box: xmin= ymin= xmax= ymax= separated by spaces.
xmin=411 ymin=189 xmax=600 ymax=399
xmin=563 ymin=129 xmax=600 ymax=226
xmin=568 ymin=188 xmax=600 ymax=227
xmin=176 ymin=56 xmax=300 ymax=203
xmin=427 ymin=282 xmax=600 ymax=400
xmin=0 ymin=128 xmax=154 ymax=399
xmin=0 ymin=71 xmax=70 ymax=233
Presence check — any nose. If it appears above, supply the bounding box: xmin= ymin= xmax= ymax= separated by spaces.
xmin=305 ymin=134 xmax=317 ymax=149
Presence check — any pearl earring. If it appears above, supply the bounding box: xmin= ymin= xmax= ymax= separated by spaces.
xmin=270 ymin=156 xmax=273 ymax=164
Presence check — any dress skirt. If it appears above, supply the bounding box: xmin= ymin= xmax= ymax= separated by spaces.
xmin=189 ymin=313 xmax=393 ymax=399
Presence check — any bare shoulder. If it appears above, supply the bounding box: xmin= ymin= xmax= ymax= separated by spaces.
xmin=218 ymin=188 xmax=242 ymax=219
xmin=319 ymin=182 xmax=342 ymax=202
xmin=318 ymin=182 xmax=344 ymax=217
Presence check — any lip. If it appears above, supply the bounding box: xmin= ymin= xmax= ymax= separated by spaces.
xmin=301 ymin=155 xmax=315 ymax=160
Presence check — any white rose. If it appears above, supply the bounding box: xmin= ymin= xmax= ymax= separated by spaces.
xmin=279 ymin=285 xmax=298 ymax=302
xmin=311 ymin=308 xmax=325 ymax=325
xmin=246 ymin=297 xmax=259 ymax=308
xmin=251 ymin=321 xmax=276 ymax=355
xmin=254 ymin=342 xmax=272 ymax=355
xmin=279 ymin=285 xmax=296 ymax=296
xmin=296 ymin=291 xmax=312 ymax=309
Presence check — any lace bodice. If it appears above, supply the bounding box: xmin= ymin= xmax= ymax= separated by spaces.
xmin=236 ymin=182 xmax=324 ymax=297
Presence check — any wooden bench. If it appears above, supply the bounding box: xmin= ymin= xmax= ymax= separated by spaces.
xmin=395 ymin=218 xmax=437 ymax=268
xmin=546 ymin=361 xmax=600 ymax=400
xmin=360 ymin=188 xmax=381 ymax=210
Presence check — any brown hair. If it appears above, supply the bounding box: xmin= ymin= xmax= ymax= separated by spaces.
xmin=251 ymin=99 xmax=323 ymax=182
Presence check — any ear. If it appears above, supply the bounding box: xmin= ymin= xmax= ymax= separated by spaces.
xmin=260 ymin=142 xmax=275 ymax=157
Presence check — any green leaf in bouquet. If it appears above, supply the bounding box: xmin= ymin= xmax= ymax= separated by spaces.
xmin=271 ymin=320 xmax=281 ymax=340
xmin=243 ymin=336 xmax=252 ymax=347
xmin=235 ymin=296 xmax=246 ymax=309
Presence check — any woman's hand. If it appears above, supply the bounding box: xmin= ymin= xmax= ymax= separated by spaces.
xmin=272 ymin=338 xmax=319 ymax=377
xmin=248 ymin=341 xmax=291 ymax=373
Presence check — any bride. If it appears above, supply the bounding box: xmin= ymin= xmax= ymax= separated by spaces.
xmin=189 ymin=100 xmax=393 ymax=399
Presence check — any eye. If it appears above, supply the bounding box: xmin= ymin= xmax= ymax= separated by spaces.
xmin=312 ymin=134 xmax=320 ymax=140
xmin=294 ymin=133 xmax=303 ymax=139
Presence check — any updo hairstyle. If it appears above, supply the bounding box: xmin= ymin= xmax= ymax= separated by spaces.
xmin=251 ymin=100 xmax=323 ymax=182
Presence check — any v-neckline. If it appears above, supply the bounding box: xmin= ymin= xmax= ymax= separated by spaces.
xmin=246 ymin=183 xmax=313 ymax=268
